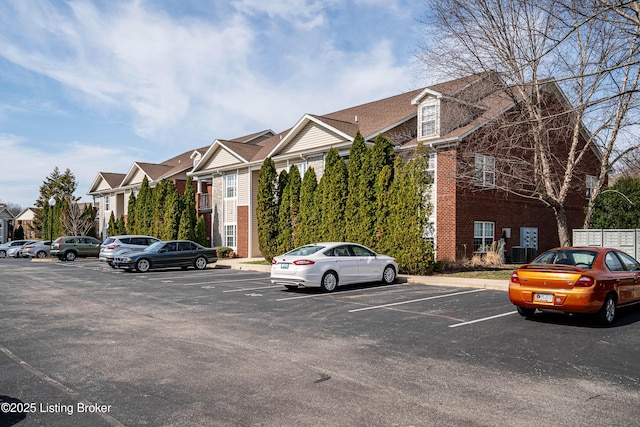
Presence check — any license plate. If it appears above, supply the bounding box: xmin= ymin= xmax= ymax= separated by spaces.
xmin=281 ymin=263 xmax=289 ymax=269
xmin=535 ymin=293 xmax=553 ymax=303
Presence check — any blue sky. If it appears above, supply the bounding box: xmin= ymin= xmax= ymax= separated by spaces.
xmin=0 ymin=0 xmax=428 ymax=209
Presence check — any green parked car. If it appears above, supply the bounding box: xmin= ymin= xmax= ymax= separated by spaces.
xmin=51 ymin=236 xmax=102 ymax=261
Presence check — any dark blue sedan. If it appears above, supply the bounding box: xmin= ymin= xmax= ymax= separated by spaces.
xmin=112 ymin=240 xmax=218 ymax=273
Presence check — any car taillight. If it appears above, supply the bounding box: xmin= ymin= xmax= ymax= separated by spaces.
xmin=575 ymin=276 xmax=595 ymax=287
xmin=272 ymin=259 xmax=277 ymax=264
xmin=293 ymin=259 xmax=315 ymax=265
xmin=510 ymin=271 xmax=520 ymax=283
xmin=107 ymin=244 xmax=120 ymax=250
xmin=24 ymin=245 xmax=34 ymax=249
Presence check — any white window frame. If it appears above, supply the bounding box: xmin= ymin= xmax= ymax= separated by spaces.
xmin=104 ymin=195 xmax=110 ymax=211
xmin=474 ymin=221 xmax=495 ymax=253
xmin=223 ymin=173 xmax=238 ymax=249
xmin=224 ymin=174 xmax=237 ymax=199
xmin=292 ymin=161 xmax=307 ymax=177
xmin=419 ymin=102 xmax=439 ymax=139
xmin=224 ymin=224 xmax=237 ymax=248
xmin=475 ymin=154 xmax=496 ymax=188
xmin=586 ymin=175 xmax=597 ymax=199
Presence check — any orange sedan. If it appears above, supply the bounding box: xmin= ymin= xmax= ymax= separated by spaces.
xmin=509 ymin=247 xmax=640 ymax=325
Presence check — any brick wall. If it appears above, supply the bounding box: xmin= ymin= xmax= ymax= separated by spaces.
xmin=237 ymin=206 xmax=248 ymax=258
xmin=435 ymin=147 xmax=458 ymax=261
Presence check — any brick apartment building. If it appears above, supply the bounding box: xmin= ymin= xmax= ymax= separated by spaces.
xmin=88 ymin=72 xmax=601 ymax=262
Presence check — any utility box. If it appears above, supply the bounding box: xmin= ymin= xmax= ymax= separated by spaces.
xmin=511 ymin=246 xmax=537 ymax=264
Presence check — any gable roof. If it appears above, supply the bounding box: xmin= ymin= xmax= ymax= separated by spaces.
xmin=15 ymin=207 xmax=37 ymax=221
xmin=87 ymin=172 xmax=127 ymax=195
xmin=0 ymin=205 xmax=15 ymax=219
xmin=190 ymin=130 xmax=278 ymax=175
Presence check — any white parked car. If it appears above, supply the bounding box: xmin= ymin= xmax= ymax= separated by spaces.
xmin=271 ymin=242 xmax=398 ymax=292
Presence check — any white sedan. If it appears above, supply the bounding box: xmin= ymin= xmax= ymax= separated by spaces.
xmin=271 ymin=242 xmax=398 ymax=292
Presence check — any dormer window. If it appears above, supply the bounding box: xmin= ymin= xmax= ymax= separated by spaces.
xmin=418 ymin=100 xmax=439 ymax=139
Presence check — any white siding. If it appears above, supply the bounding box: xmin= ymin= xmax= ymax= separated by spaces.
xmin=94 ymin=178 xmax=113 ymax=192
xmin=279 ymin=122 xmax=344 ymax=155
xmin=200 ymin=147 xmax=243 ymax=171
xmin=238 ymin=169 xmax=249 ymax=205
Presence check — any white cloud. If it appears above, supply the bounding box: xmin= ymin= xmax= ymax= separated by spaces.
xmin=0 ymin=0 xmax=420 ymax=208
xmin=0 ymin=133 xmax=138 ymax=208
xmin=231 ymin=0 xmax=339 ymax=30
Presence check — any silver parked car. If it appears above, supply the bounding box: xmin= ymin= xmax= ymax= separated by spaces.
xmin=0 ymin=240 xmax=33 ymax=258
xmin=100 ymin=235 xmax=161 ymax=267
xmin=21 ymin=241 xmax=52 ymax=258
xmin=271 ymin=242 xmax=398 ymax=292
xmin=8 ymin=240 xmax=39 ymax=258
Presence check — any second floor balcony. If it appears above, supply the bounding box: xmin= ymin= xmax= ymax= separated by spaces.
xmin=198 ymin=193 xmax=211 ymax=212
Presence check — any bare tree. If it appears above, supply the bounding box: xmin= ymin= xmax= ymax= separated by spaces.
xmin=419 ymin=0 xmax=640 ymax=245
xmin=61 ymin=197 xmax=94 ymax=236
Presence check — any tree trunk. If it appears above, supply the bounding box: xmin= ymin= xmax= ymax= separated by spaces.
xmin=552 ymin=205 xmax=571 ymax=247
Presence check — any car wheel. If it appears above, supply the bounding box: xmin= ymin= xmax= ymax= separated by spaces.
xmin=382 ymin=265 xmax=396 ymax=285
xmin=194 ymin=256 xmax=208 ymax=270
xmin=65 ymin=251 xmax=77 ymax=261
xmin=36 ymin=251 xmax=47 ymax=259
xmin=597 ymin=294 xmax=617 ymax=325
xmin=0 ymin=250 xmax=5 ymax=258
xmin=321 ymin=271 xmax=338 ymax=292
xmin=136 ymin=259 xmax=151 ymax=273
xmin=516 ymin=306 xmax=536 ymax=317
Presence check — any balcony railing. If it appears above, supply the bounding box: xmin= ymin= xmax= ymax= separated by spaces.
xmin=198 ymin=193 xmax=211 ymax=212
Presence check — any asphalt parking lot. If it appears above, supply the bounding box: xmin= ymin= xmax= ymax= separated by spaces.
xmin=1 ymin=257 xmax=640 ymax=426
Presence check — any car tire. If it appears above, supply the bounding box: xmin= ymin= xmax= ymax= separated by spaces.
xmin=65 ymin=251 xmax=77 ymax=262
xmin=321 ymin=271 xmax=338 ymax=292
xmin=194 ymin=256 xmax=207 ymax=270
xmin=136 ymin=259 xmax=151 ymax=273
xmin=0 ymin=250 xmax=6 ymax=258
xmin=516 ymin=306 xmax=536 ymax=317
xmin=597 ymin=294 xmax=617 ymax=325
xmin=36 ymin=251 xmax=47 ymax=259
xmin=382 ymin=265 xmax=396 ymax=285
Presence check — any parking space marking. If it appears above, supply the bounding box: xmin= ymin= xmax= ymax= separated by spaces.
xmin=223 ymin=285 xmax=280 ymax=293
xmin=145 ymin=272 xmax=263 ymax=281
xmin=276 ymin=283 xmax=407 ymax=301
xmin=168 ymin=279 xmax=267 ymax=287
xmin=348 ymin=289 xmax=485 ymax=312
xmin=448 ymin=311 xmax=517 ymax=328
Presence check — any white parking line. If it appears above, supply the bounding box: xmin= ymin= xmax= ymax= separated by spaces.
xmin=146 ymin=272 xmax=250 ymax=281
xmin=176 ymin=279 xmax=268 ymax=287
xmin=448 ymin=311 xmax=517 ymax=328
xmin=223 ymin=285 xmax=280 ymax=293
xmin=151 ymin=278 xmax=265 ymax=285
xmin=276 ymin=283 xmax=407 ymax=301
xmin=348 ymin=289 xmax=485 ymax=312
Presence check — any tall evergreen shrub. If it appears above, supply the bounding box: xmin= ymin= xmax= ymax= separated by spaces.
xmin=257 ymin=158 xmax=279 ymax=261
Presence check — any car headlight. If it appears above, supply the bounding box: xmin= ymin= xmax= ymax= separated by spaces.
xmin=121 ymin=257 xmax=132 ymax=262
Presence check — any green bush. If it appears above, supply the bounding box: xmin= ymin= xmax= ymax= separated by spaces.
xmin=216 ymin=246 xmax=233 ymax=258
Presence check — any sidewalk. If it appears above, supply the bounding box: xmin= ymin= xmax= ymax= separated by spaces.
xmin=215 ymin=257 xmax=509 ymax=292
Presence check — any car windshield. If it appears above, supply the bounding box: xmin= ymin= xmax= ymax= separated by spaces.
xmin=144 ymin=241 xmax=165 ymax=252
xmin=532 ymin=249 xmax=598 ymax=268
xmin=286 ymin=245 xmax=325 ymax=256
